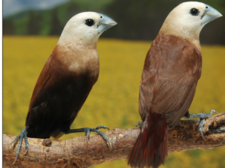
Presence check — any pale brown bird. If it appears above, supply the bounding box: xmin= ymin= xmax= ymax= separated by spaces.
xmin=11 ymin=12 xmax=117 ymax=163
xmin=127 ymin=2 xmax=222 ymax=168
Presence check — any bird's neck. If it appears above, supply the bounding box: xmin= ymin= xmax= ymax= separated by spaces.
xmin=159 ymin=22 xmax=202 ymax=51
xmin=52 ymin=44 xmax=99 ymax=77
xmin=57 ymin=29 xmax=99 ymax=50
xmin=57 ymin=39 xmax=97 ymax=50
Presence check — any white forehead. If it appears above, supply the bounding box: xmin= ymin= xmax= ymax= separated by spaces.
xmin=173 ymin=1 xmax=206 ymax=14
xmin=66 ymin=12 xmax=101 ymax=27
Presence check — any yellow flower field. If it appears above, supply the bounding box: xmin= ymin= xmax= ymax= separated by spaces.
xmin=3 ymin=36 xmax=225 ymax=168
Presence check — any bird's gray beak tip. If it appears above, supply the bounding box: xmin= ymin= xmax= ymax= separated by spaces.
xmin=201 ymin=4 xmax=223 ymax=25
xmin=111 ymin=22 xmax=118 ymax=26
xmin=113 ymin=21 xmax=118 ymax=25
xmin=97 ymin=13 xmax=117 ymax=34
xmin=215 ymin=12 xmax=223 ymax=18
xmin=104 ymin=20 xmax=117 ymax=26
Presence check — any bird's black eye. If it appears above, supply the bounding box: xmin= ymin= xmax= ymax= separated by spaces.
xmin=85 ymin=19 xmax=94 ymax=26
xmin=190 ymin=8 xmax=199 ymax=16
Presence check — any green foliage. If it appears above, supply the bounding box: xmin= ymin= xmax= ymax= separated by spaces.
xmin=13 ymin=15 xmax=29 ymax=35
xmin=73 ymin=0 xmax=113 ymax=10
xmin=3 ymin=37 xmax=225 ymax=167
xmin=56 ymin=3 xmax=70 ymax=26
xmin=3 ymin=0 xmax=225 ymax=44
xmin=38 ymin=10 xmax=52 ymax=36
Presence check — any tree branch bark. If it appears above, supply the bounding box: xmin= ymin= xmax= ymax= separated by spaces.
xmin=3 ymin=112 xmax=225 ymax=168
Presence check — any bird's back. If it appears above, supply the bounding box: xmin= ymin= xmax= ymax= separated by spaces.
xmin=139 ymin=33 xmax=202 ymax=128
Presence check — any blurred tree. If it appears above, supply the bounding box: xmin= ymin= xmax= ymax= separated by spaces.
xmin=3 ymin=20 xmax=14 ymax=35
xmin=50 ymin=9 xmax=63 ymax=35
xmin=3 ymin=0 xmax=225 ymax=44
xmin=104 ymin=0 xmax=225 ymax=44
xmin=27 ymin=11 xmax=41 ymax=35
xmin=13 ymin=15 xmax=29 ymax=35
xmin=38 ymin=10 xmax=52 ymax=36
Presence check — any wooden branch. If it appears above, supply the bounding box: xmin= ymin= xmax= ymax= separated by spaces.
xmin=3 ymin=112 xmax=225 ymax=168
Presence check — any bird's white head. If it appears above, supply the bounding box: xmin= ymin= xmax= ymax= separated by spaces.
xmin=160 ymin=1 xmax=222 ymax=43
xmin=58 ymin=12 xmax=117 ymax=48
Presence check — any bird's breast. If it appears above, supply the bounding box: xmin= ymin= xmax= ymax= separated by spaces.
xmin=56 ymin=44 xmax=99 ymax=83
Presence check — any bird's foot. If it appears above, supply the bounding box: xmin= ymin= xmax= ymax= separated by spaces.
xmin=10 ymin=126 xmax=29 ymax=164
xmin=183 ymin=109 xmax=217 ymax=140
xmin=136 ymin=121 xmax=143 ymax=129
xmin=84 ymin=126 xmax=110 ymax=141
xmin=183 ymin=109 xmax=217 ymax=119
xmin=65 ymin=126 xmax=110 ymax=147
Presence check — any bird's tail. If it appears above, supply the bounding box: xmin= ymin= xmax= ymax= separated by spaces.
xmin=127 ymin=112 xmax=168 ymax=168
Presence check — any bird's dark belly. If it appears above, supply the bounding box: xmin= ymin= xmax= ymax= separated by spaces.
xmin=26 ymin=79 xmax=93 ymax=138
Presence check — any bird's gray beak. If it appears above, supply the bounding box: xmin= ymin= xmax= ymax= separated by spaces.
xmin=97 ymin=13 xmax=117 ymax=34
xmin=201 ymin=4 xmax=222 ymax=25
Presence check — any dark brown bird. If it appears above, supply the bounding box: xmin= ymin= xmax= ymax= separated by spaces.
xmin=127 ymin=2 xmax=222 ymax=168
xmin=11 ymin=12 xmax=117 ymax=163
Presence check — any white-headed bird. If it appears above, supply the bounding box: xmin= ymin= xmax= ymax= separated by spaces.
xmin=128 ymin=2 xmax=222 ymax=168
xmin=11 ymin=12 xmax=117 ymax=163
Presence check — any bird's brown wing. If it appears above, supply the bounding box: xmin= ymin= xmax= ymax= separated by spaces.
xmin=139 ymin=34 xmax=202 ymax=128
xmin=25 ymin=48 xmax=67 ymax=138
xmin=26 ymin=47 xmax=93 ymax=138
xmin=28 ymin=55 xmax=53 ymax=110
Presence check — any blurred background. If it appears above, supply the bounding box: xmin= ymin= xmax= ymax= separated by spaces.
xmin=3 ymin=0 xmax=225 ymax=44
xmin=3 ymin=0 xmax=225 ymax=168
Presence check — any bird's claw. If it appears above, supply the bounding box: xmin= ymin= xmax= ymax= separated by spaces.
xmin=84 ymin=126 xmax=110 ymax=147
xmin=208 ymin=109 xmax=218 ymax=117
xmin=185 ymin=109 xmax=217 ymax=141
xmin=95 ymin=125 xmax=110 ymax=130
xmin=199 ymin=119 xmax=206 ymax=141
xmin=183 ymin=109 xmax=217 ymax=120
xmin=136 ymin=121 xmax=143 ymax=128
xmin=198 ymin=109 xmax=217 ymax=141
xmin=11 ymin=127 xmax=29 ymax=165
xmin=85 ymin=128 xmax=91 ymax=140
xmin=183 ymin=109 xmax=217 ymax=140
